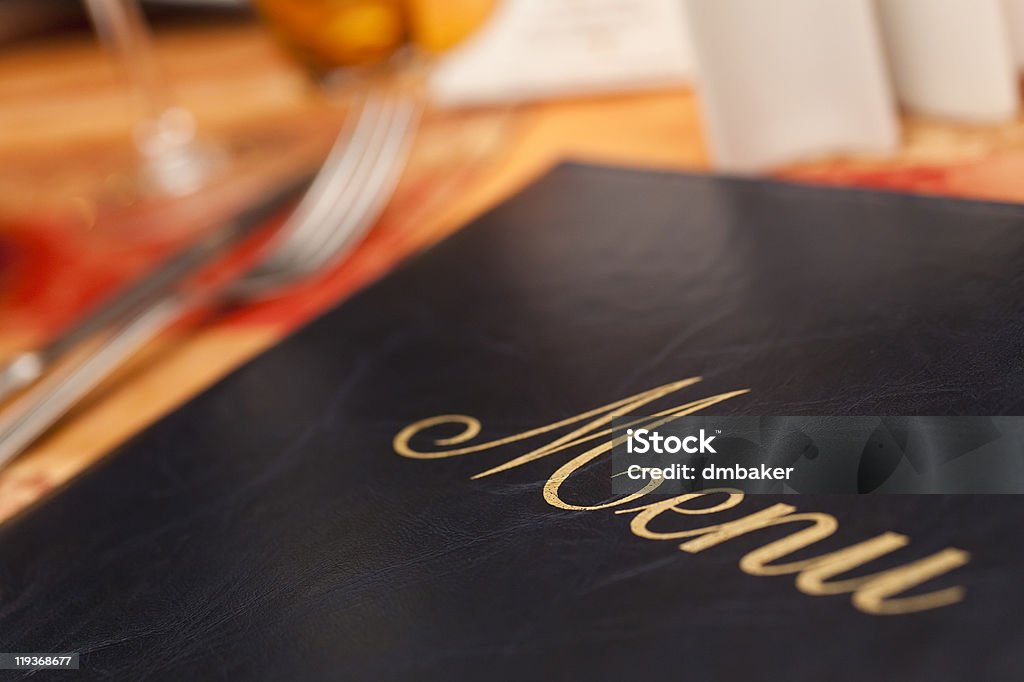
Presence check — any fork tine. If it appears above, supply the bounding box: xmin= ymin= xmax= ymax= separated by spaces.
xmin=282 ymin=95 xmax=407 ymax=264
xmin=281 ymin=94 xmax=386 ymax=242
xmin=0 ymin=94 xmax=420 ymax=467
xmin=232 ymin=94 xmax=393 ymax=287
xmin=301 ymin=100 xmax=419 ymax=269
xmin=287 ymin=97 xmax=419 ymax=274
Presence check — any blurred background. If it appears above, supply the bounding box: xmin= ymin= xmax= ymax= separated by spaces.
xmin=2 ymin=0 xmax=1024 ymax=519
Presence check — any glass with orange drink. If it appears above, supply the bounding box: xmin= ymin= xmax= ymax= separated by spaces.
xmin=254 ymin=0 xmax=499 ymax=76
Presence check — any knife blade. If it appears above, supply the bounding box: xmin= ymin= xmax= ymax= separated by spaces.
xmin=0 ymin=171 xmax=314 ymax=404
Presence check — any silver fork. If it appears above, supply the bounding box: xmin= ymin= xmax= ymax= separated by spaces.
xmin=0 ymin=92 xmax=419 ymax=468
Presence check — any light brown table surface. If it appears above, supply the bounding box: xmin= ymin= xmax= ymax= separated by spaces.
xmin=2 ymin=19 xmax=1024 ymax=524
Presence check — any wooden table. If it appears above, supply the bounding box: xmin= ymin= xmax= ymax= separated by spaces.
xmin=3 ymin=19 xmax=1024 ymax=524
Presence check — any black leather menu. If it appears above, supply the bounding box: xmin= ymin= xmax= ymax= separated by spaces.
xmin=2 ymin=164 xmax=1024 ymax=680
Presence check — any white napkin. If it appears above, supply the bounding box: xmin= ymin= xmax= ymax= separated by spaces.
xmin=876 ymin=0 xmax=1020 ymax=122
xmin=429 ymin=0 xmax=694 ymax=106
xmin=1001 ymin=0 xmax=1024 ymax=69
xmin=682 ymin=0 xmax=899 ymax=172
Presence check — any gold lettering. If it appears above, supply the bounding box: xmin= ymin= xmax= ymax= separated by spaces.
xmin=617 ymin=492 xmax=966 ymax=615
xmin=751 ymin=532 xmax=909 ymax=582
xmin=618 ymin=491 xmax=746 ymax=539
xmin=541 ymin=392 xmax=750 ymax=511
xmin=679 ymin=507 xmax=837 ymax=555
xmin=393 ymin=377 xmax=706 ymax=461
xmin=850 ymin=549 xmax=969 ymax=615
xmin=393 ymin=378 xmax=972 ymax=615
xmin=394 ymin=377 xmax=749 ymax=509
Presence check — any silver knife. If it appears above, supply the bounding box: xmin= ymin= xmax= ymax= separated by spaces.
xmin=0 ymin=172 xmax=314 ymax=403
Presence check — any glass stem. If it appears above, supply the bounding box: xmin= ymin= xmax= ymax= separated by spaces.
xmin=85 ymin=0 xmax=170 ymax=119
xmin=85 ymin=0 xmax=216 ymax=195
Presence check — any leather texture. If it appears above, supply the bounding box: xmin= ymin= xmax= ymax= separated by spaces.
xmin=1 ymin=164 xmax=1024 ymax=680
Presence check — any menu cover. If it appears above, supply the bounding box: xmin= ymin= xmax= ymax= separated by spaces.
xmin=1 ymin=164 xmax=1023 ymax=679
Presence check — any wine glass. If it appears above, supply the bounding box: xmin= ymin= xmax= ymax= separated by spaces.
xmin=254 ymin=1 xmax=496 ymax=70
xmin=253 ymin=0 xmax=500 ymax=99
xmin=83 ymin=0 xmax=222 ymax=197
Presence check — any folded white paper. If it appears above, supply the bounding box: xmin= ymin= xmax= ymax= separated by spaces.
xmin=876 ymin=0 xmax=1020 ymax=122
xmin=429 ymin=0 xmax=695 ymax=106
xmin=683 ymin=0 xmax=899 ymax=172
xmin=1002 ymin=0 xmax=1024 ymax=69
